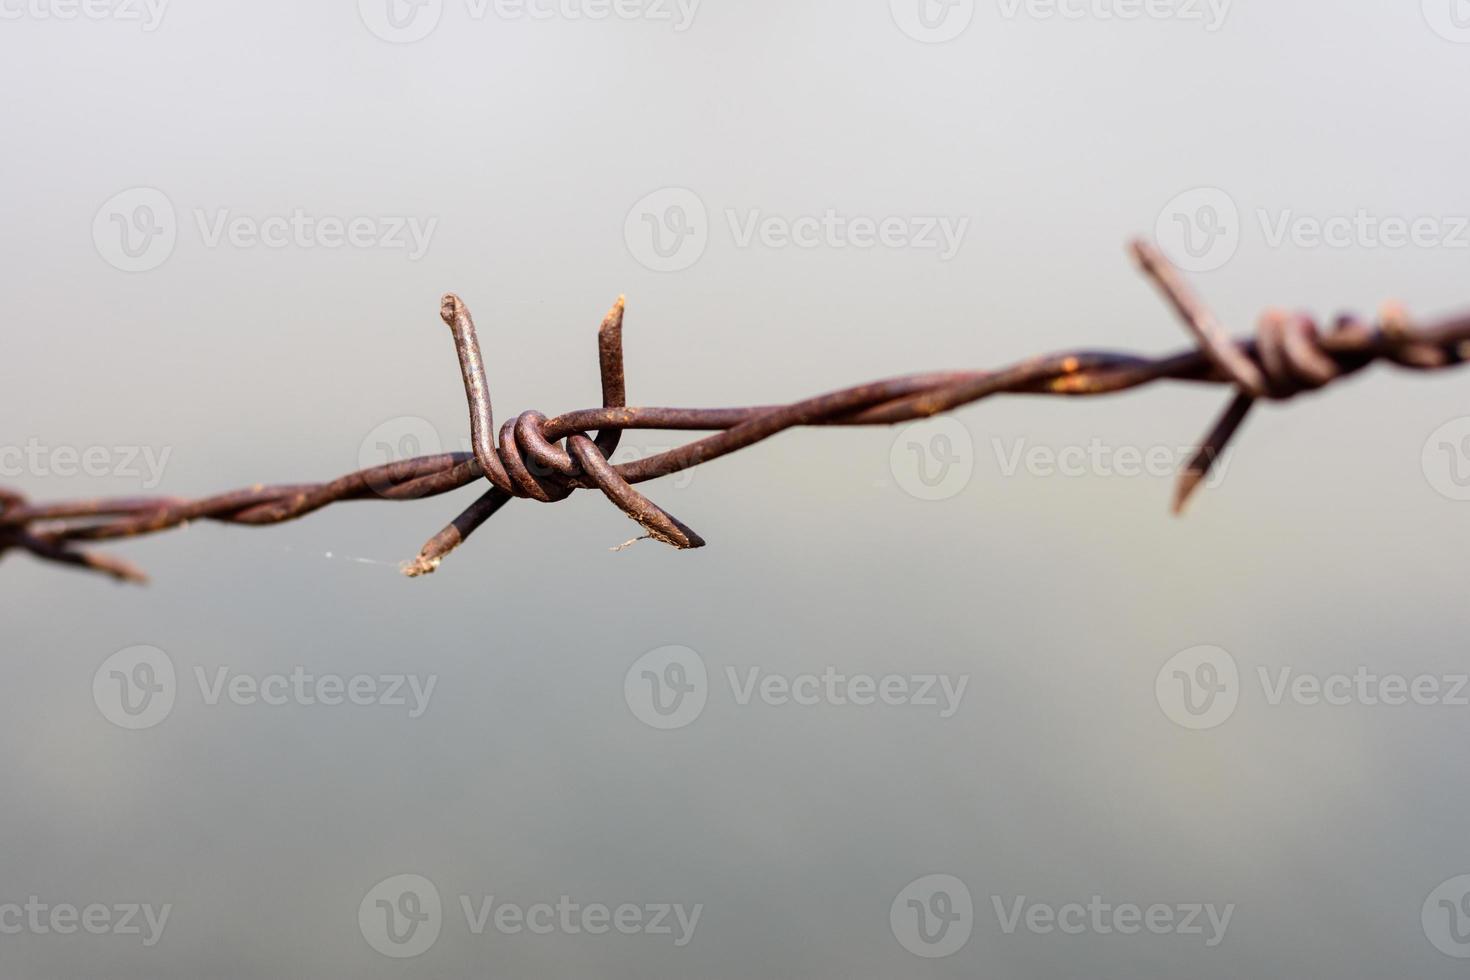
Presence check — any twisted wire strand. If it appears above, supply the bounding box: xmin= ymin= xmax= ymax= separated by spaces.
xmin=3 ymin=239 xmax=1469 ymax=585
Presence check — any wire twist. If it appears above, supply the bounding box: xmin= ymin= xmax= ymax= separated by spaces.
xmin=4 ymin=238 xmax=1469 ymax=584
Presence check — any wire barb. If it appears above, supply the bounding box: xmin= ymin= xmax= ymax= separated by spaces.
xmin=4 ymin=237 xmax=1469 ymax=584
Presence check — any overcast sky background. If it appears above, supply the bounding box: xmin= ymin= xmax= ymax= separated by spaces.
xmin=4 ymin=1 xmax=1470 ymax=976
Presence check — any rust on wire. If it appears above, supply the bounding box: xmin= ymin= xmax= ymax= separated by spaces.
xmin=3 ymin=239 xmax=1468 ymax=584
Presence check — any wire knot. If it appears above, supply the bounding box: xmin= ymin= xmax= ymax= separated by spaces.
xmin=433 ymin=296 xmax=705 ymax=563
xmin=1129 ymin=238 xmax=1463 ymax=514
xmin=1250 ymin=309 xmax=1342 ymax=400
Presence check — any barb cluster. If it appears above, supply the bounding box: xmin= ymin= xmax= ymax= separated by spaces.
xmin=4 ymin=240 xmax=1469 ymax=585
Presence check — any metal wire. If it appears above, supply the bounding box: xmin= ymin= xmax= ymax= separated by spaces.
xmin=4 ymin=239 xmax=1468 ymax=585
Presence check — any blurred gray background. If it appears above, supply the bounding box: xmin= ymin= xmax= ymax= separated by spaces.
xmin=5 ymin=0 xmax=1470 ymax=976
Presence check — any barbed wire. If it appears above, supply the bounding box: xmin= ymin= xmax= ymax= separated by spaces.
xmin=4 ymin=239 xmax=1468 ymax=585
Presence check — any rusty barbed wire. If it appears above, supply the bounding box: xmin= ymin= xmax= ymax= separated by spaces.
xmin=3 ymin=238 xmax=1469 ymax=585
